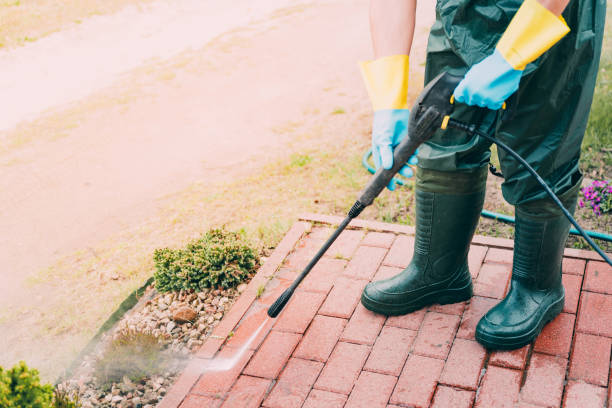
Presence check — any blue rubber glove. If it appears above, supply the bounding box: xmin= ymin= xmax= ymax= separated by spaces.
xmin=372 ymin=109 xmax=418 ymax=191
xmin=453 ymin=50 xmax=522 ymax=110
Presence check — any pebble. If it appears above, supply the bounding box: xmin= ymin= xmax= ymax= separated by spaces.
xmin=57 ymin=286 xmax=239 ymax=407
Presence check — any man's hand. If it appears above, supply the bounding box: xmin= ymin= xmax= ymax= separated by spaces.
xmin=453 ymin=50 xmax=522 ymax=110
xmin=372 ymin=109 xmax=417 ymax=190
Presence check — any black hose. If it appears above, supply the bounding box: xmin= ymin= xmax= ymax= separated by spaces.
xmin=447 ymin=118 xmax=612 ymax=267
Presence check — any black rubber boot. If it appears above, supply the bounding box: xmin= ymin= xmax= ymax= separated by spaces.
xmin=361 ymin=166 xmax=487 ymax=316
xmin=475 ymin=182 xmax=581 ymax=350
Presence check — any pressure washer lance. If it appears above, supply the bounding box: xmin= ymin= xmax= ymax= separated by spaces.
xmin=267 ymin=72 xmax=612 ymax=319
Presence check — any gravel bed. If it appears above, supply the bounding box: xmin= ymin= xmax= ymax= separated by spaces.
xmin=59 ymin=283 xmax=248 ymax=407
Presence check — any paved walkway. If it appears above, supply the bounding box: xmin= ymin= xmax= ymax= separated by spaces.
xmin=159 ymin=214 xmax=612 ymax=408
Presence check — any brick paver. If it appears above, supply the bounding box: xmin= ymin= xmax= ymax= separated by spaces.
xmin=300 ymin=258 xmax=346 ymax=294
xmin=362 ymin=231 xmax=395 ymax=248
xmin=533 ymin=312 xmax=575 ymax=357
xmin=364 ymin=325 xmax=415 ymax=376
xmin=413 ymin=312 xmax=460 ymax=359
xmin=383 ymin=234 xmax=414 ymax=267
xmin=576 ymin=291 xmax=612 ymax=337
xmin=273 ymin=291 xmax=326 ymax=333
xmin=263 ymin=358 xmax=323 ymax=408
xmin=343 ymin=245 xmax=387 ymax=280
xmin=583 ymin=260 xmax=612 ymax=294
xmin=568 ymin=332 xmax=611 ymax=386
xmin=390 ymin=354 xmax=444 ymax=408
xmin=563 ymin=381 xmax=607 ymax=408
xmin=294 ymin=315 xmax=347 ymax=362
xmin=302 ymin=389 xmax=347 ymax=408
xmin=489 ymin=345 xmax=530 ymax=370
xmin=161 ymin=217 xmax=612 ymax=408
xmin=563 ymin=257 xmax=586 ymax=275
xmin=562 ymin=273 xmax=582 ymax=313
xmin=474 ymin=366 xmax=521 ymax=408
xmin=314 ymin=341 xmax=370 ymax=395
xmin=520 ymin=353 xmax=567 ymax=407
xmin=220 ymin=375 xmax=271 ymax=408
xmin=340 ymin=303 xmax=386 ymax=345
xmin=468 ymin=245 xmax=488 ymax=279
xmin=243 ymin=330 xmax=301 ymax=379
xmin=473 ymin=263 xmax=511 ymax=299
xmin=386 ymin=307 xmax=426 ymax=331
xmin=344 ymin=371 xmax=397 ymax=408
xmin=439 ymin=338 xmax=486 ymax=390
xmin=319 ymin=276 xmax=368 ymax=319
xmin=431 ymin=386 xmax=475 ymax=408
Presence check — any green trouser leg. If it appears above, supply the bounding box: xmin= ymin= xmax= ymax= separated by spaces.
xmin=475 ymin=182 xmax=580 ymax=350
xmin=360 ymin=166 xmax=487 ymax=316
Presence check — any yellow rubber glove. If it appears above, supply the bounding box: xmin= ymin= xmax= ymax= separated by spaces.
xmin=454 ymin=0 xmax=570 ymax=109
xmin=360 ymin=55 xmax=416 ymax=190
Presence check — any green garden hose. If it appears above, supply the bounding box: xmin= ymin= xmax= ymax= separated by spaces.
xmin=361 ymin=148 xmax=612 ymax=243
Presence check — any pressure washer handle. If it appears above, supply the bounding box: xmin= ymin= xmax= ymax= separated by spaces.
xmin=357 ymin=106 xmax=444 ymax=206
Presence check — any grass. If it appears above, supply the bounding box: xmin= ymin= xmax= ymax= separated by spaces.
xmin=580 ymin=7 xmax=612 ymax=178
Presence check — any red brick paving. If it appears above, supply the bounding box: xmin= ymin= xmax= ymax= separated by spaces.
xmin=489 ymin=344 xmax=530 ymax=370
xmin=361 ymin=231 xmax=395 ymax=248
xmin=344 ymin=371 xmax=396 ymax=408
xmin=568 ymin=332 xmax=611 ymax=386
xmin=314 ymin=341 xmax=370 ymax=394
xmin=583 ymin=260 xmax=612 ymax=294
xmin=473 ymin=262 xmax=511 ymax=299
xmin=390 ymin=354 xmax=444 ymax=407
xmin=439 ymin=338 xmax=486 ymax=390
xmin=474 ymin=366 xmax=521 ymax=408
xmin=533 ymin=312 xmax=575 ymax=357
xmin=160 ymin=217 xmax=612 ymax=408
xmin=576 ymin=291 xmax=612 ymax=337
xmin=263 ymin=358 xmax=323 ymax=408
xmin=340 ymin=303 xmax=385 ymax=345
xmin=563 ymin=381 xmax=607 ymax=408
xmin=318 ymin=276 xmax=368 ymax=319
xmin=364 ymin=325 xmax=415 ymax=376
xmin=343 ymin=245 xmax=387 ymax=280
xmin=273 ymin=291 xmax=326 ymax=333
xmin=300 ymin=258 xmax=346 ymax=293
xmin=220 ymin=375 xmax=271 ymax=408
xmin=431 ymin=386 xmax=475 ymax=408
xmin=562 ymin=273 xmax=582 ymax=314
xmin=563 ymin=257 xmax=586 ymax=275
xmin=294 ymin=315 xmax=347 ymax=362
xmin=302 ymin=389 xmax=347 ymax=408
xmin=243 ymin=330 xmax=301 ymax=379
xmin=520 ymin=353 xmax=567 ymax=407
xmin=412 ymin=312 xmax=460 ymax=359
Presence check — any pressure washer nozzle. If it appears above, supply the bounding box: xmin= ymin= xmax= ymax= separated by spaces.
xmin=267 ymin=287 xmax=294 ymax=318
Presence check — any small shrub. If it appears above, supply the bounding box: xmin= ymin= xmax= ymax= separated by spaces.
xmin=0 ymin=361 xmax=54 ymax=408
xmin=154 ymin=228 xmax=259 ymax=292
xmin=93 ymin=329 xmax=170 ymax=386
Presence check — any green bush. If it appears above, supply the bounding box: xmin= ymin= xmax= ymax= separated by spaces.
xmin=153 ymin=228 xmax=259 ymax=292
xmin=93 ymin=329 xmax=170 ymax=387
xmin=0 ymin=361 xmax=53 ymax=408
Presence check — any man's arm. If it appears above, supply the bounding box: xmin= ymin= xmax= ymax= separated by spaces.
xmin=539 ymin=0 xmax=570 ymax=15
xmin=369 ymin=0 xmax=417 ymax=58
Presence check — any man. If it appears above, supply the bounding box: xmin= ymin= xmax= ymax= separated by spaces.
xmin=359 ymin=0 xmax=605 ymax=349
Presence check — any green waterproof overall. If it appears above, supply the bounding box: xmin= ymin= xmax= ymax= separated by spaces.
xmin=419 ymin=0 xmax=606 ymax=205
